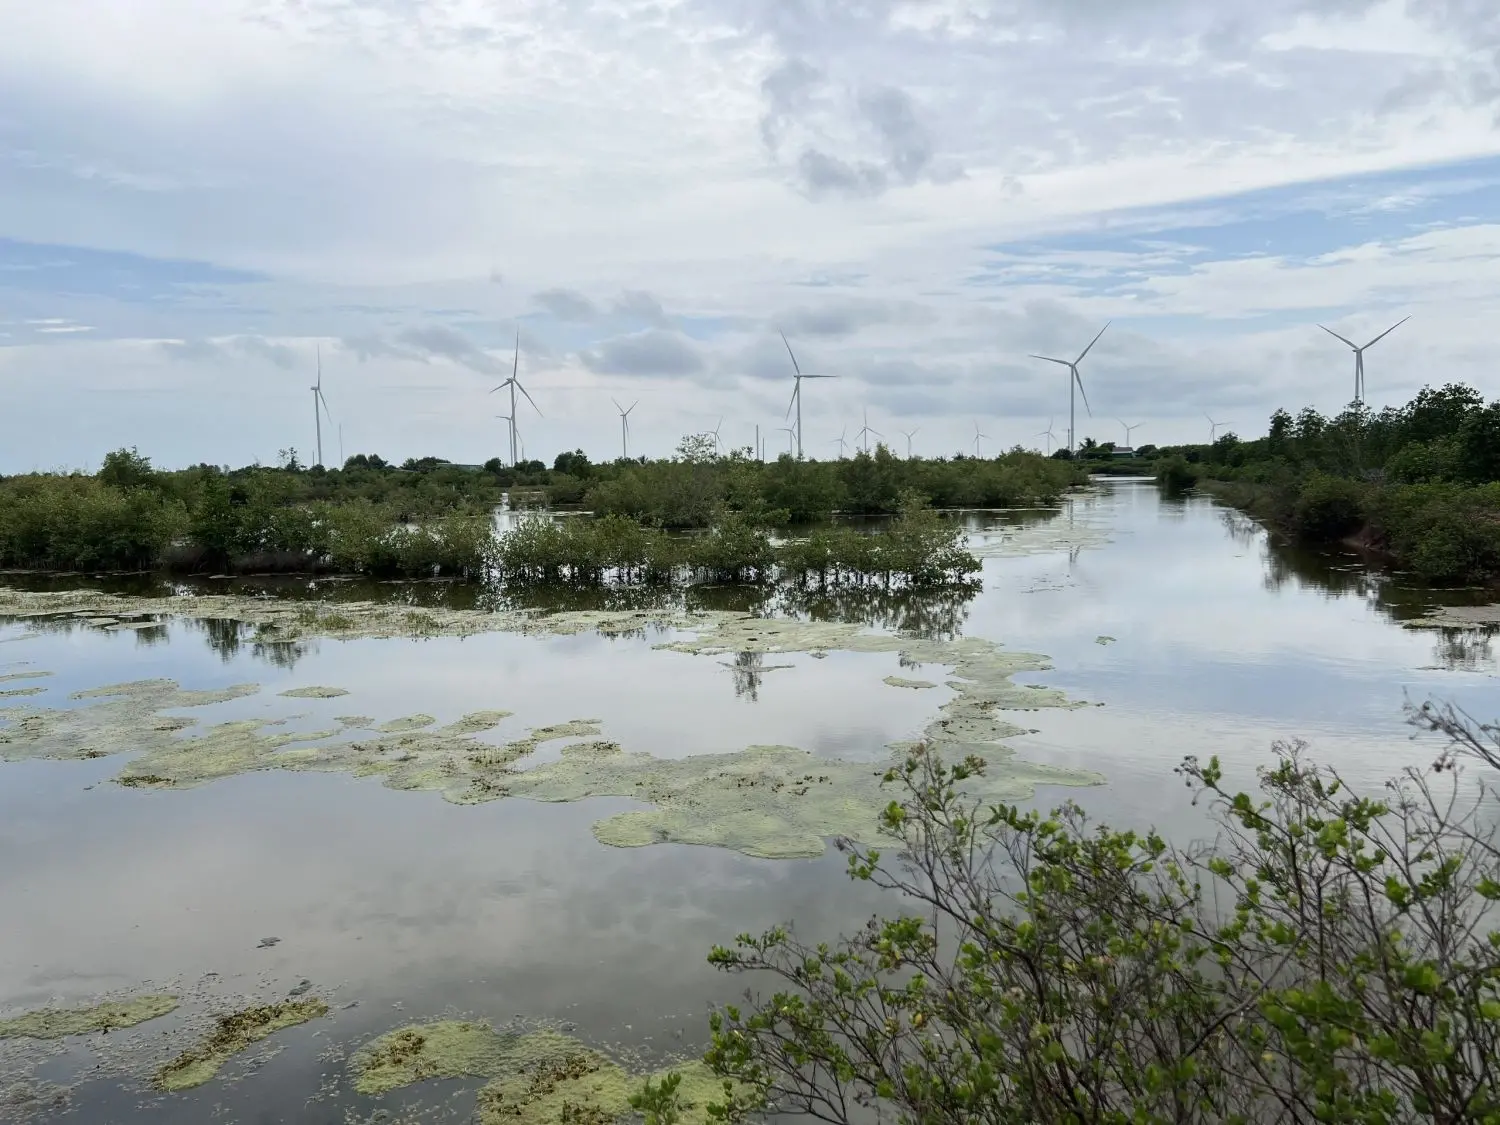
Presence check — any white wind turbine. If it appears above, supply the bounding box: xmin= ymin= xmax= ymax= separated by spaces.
xmin=310 ymin=345 xmax=333 ymax=467
xmin=899 ymin=427 xmax=919 ymax=459
xmin=856 ymin=407 xmax=881 ymax=454
xmin=488 ymin=330 xmax=542 ymax=467
xmin=711 ymin=416 xmax=725 ymax=455
xmin=776 ymin=425 xmax=796 ymax=456
xmin=613 ymin=399 xmax=638 ymax=460
xmin=780 ymin=331 xmax=835 ymax=459
xmin=829 ymin=426 xmax=849 ymax=459
xmin=1318 ymin=316 xmax=1409 ymax=405
xmin=1031 ymin=322 xmax=1108 ymax=454
xmin=1118 ymin=419 xmax=1142 ymax=447
xmin=1036 ymin=417 xmax=1058 ymax=455
xmin=972 ymin=419 xmax=988 ymax=458
xmin=1206 ymin=415 xmax=1230 ymax=442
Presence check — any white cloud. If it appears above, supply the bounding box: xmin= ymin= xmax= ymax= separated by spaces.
xmin=1 ymin=0 xmax=1499 ymax=467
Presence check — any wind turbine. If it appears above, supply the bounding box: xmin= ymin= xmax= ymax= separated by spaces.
xmin=856 ymin=408 xmax=881 ymax=454
xmin=710 ymin=416 xmax=725 ymax=455
xmin=1206 ymin=415 xmax=1229 ymax=442
xmin=1036 ymin=417 xmax=1058 ymax=455
xmin=1318 ymin=316 xmax=1409 ymax=405
xmin=613 ymin=399 xmax=638 ymax=460
xmin=972 ymin=419 xmax=988 ymax=458
xmin=310 ymin=345 xmax=332 ymax=467
xmin=829 ymin=426 xmax=849 ymax=459
xmin=1118 ymin=419 xmax=1142 ymax=448
xmin=1031 ymin=322 xmax=1107 ymax=454
xmin=899 ymin=427 xmax=919 ymax=459
xmin=776 ymin=425 xmax=796 ymax=456
xmin=780 ymin=331 xmax=835 ymax=459
xmin=488 ymin=329 xmax=541 ymax=467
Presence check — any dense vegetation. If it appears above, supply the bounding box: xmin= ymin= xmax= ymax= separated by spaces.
xmin=0 ymin=443 xmax=1064 ymax=583
xmin=642 ymin=700 xmax=1500 ymax=1125
xmin=1152 ymin=384 xmax=1500 ymax=583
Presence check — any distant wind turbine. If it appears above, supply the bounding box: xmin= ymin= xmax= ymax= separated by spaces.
xmin=899 ymin=427 xmax=919 ymax=458
xmin=972 ymin=419 xmax=988 ymax=458
xmin=830 ymin=426 xmax=849 ymax=459
xmin=856 ymin=408 xmax=881 ymax=454
xmin=1118 ymin=419 xmax=1142 ymax=447
xmin=1206 ymin=415 xmax=1229 ymax=442
xmin=613 ymin=399 xmax=638 ymax=460
xmin=488 ymin=329 xmax=541 ymax=467
xmin=310 ymin=345 xmax=333 ymax=467
xmin=1031 ymin=322 xmax=1107 ymax=454
xmin=780 ymin=331 xmax=835 ymax=459
xmin=776 ymin=425 xmax=796 ymax=456
xmin=1036 ymin=417 xmax=1058 ymax=455
xmin=1318 ymin=316 xmax=1409 ymax=405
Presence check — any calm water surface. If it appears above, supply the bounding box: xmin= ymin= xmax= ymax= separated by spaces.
xmin=1 ymin=478 xmax=1495 ymax=1123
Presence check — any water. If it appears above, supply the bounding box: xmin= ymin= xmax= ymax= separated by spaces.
xmin=1 ymin=478 xmax=1495 ymax=1122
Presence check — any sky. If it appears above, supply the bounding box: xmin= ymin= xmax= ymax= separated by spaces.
xmin=2 ymin=0 xmax=1499 ymax=471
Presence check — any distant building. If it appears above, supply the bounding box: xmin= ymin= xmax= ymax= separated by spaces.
xmin=1111 ymin=446 xmax=1136 ymax=458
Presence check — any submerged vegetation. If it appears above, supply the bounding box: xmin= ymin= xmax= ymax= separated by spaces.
xmin=1152 ymin=383 xmax=1500 ymax=583
xmin=646 ymin=702 xmax=1500 ymax=1125
xmin=0 ymin=444 xmax=1079 ymax=582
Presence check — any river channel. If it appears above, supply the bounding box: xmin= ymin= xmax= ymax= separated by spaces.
xmin=1 ymin=478 xmax=1494 ymax=1123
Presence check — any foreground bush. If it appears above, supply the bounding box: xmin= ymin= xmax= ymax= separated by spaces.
xmin=651 ymin=702 xmax=1500 ymax=1124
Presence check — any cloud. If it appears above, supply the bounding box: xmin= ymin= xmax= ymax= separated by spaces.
xmin=778 ymin=298 xmax=938 ymax=337
xmin=157 ymin=334 xmax=297 ymax=368
xmin=611 ymin=289 xmax=669 ymax=326
xmin=580 ymin=329 xmax=705 ymax=377
xmin=396 ymin=326 xmax=504 ymax=376
xmin=532 ymin=288 xmax=600 ymax=321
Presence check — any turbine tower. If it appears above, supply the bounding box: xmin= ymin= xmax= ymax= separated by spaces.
xmin=829 ymin=426 xmax=849 ymax=459
xmin=972 ymin=419 xmax=988 ymax=458
xmin=899 ymin=427 xmax=919 ymax=459
xmin=776 ymin=425 xmax=796 ymax=456
xmin=1031 ymin=322 xmax=1108 ymax=454
xmin=613 ymin=399 xmax=638 ymax=460
xmin=1036 ymin=417 xmax=1058 ymax=455
xmin=310 ymin=345 xmax=332 ymax=467
xmin=1318 ymin=316 xmax=1409 ymax=405
xmin=489 ymin=330 xmax=541 ymax=467
xmin=1118 ymin=419 xmax=1142 ymax=447
xmin=780 ymin=331 xmax=835 ymax=459
xmin=855 ymin=408 xmax=881 ymax=454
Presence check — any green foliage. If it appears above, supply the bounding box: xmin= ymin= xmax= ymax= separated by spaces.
xmin=1156 ymin=454 xmax=1198 ymax=492
xmin=1167 ymin=384 xmax=1500 ymax=583
xmin=692 ymin=707 xmax=1500 ymax=1125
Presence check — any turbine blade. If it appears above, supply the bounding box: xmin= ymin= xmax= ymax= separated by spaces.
xmin=785 ymin=384 xmax=799 ymax=420
xmin=1030 ymin=354 xmax=1071 ymax=367
xmin=612 ymin=397 xmax=623 ymax=413
xmin=1074 ymin=321 xmax=1110 ymax=364
xmin=627 ymin=400 xmax=638 ymax=415
xmin=1074 ymin=369 xmax=1092 ymax=414
xmin=1318 ymin=324 xmax=1358 ymax=349
xmin=515 ymin=381 xmax=542 ymax=416
xmin=513 ymin=329 xmax=519 ymax=379
xmin=1362 ymin=315 xmax=1410 ymax=348
xmin=779 ymin=330 xmax=802 ymax=378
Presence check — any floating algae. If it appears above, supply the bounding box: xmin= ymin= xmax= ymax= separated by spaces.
xmin=153 ymin=998 xmax=328 ymax=1091
xmin=278 ymin=686 xmax=351 ymax=699
xmin=0 ymin=995 xmax=178 ymax=1040
xmin=883 ymin=676 xmax=935 ymax=690
xmin=0 ymin=592 xmax=1102 ymax=857
xmin=0 ymin=671 xmax=52 ymax=684
xmin=1408 ymin=604 xmax=1500 ymax=629
xmin=0 ymin=687 xmax=46 ymax=698
xmin=353 ymin=1022 xmax=735 ymax=1125
xmin=377 ymin=714 xmax=438 ymax=733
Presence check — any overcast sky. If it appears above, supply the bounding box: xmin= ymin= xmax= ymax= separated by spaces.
xmin=3 ymin=0 xmax=1499 ymax=470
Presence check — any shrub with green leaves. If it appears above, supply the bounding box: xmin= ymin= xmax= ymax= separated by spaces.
xmin=655 ymin=702 xmax=1500 ymax=1125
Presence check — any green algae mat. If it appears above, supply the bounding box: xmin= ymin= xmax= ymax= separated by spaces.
xmin=0 ymin=591 xmax=1103 ymax=859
